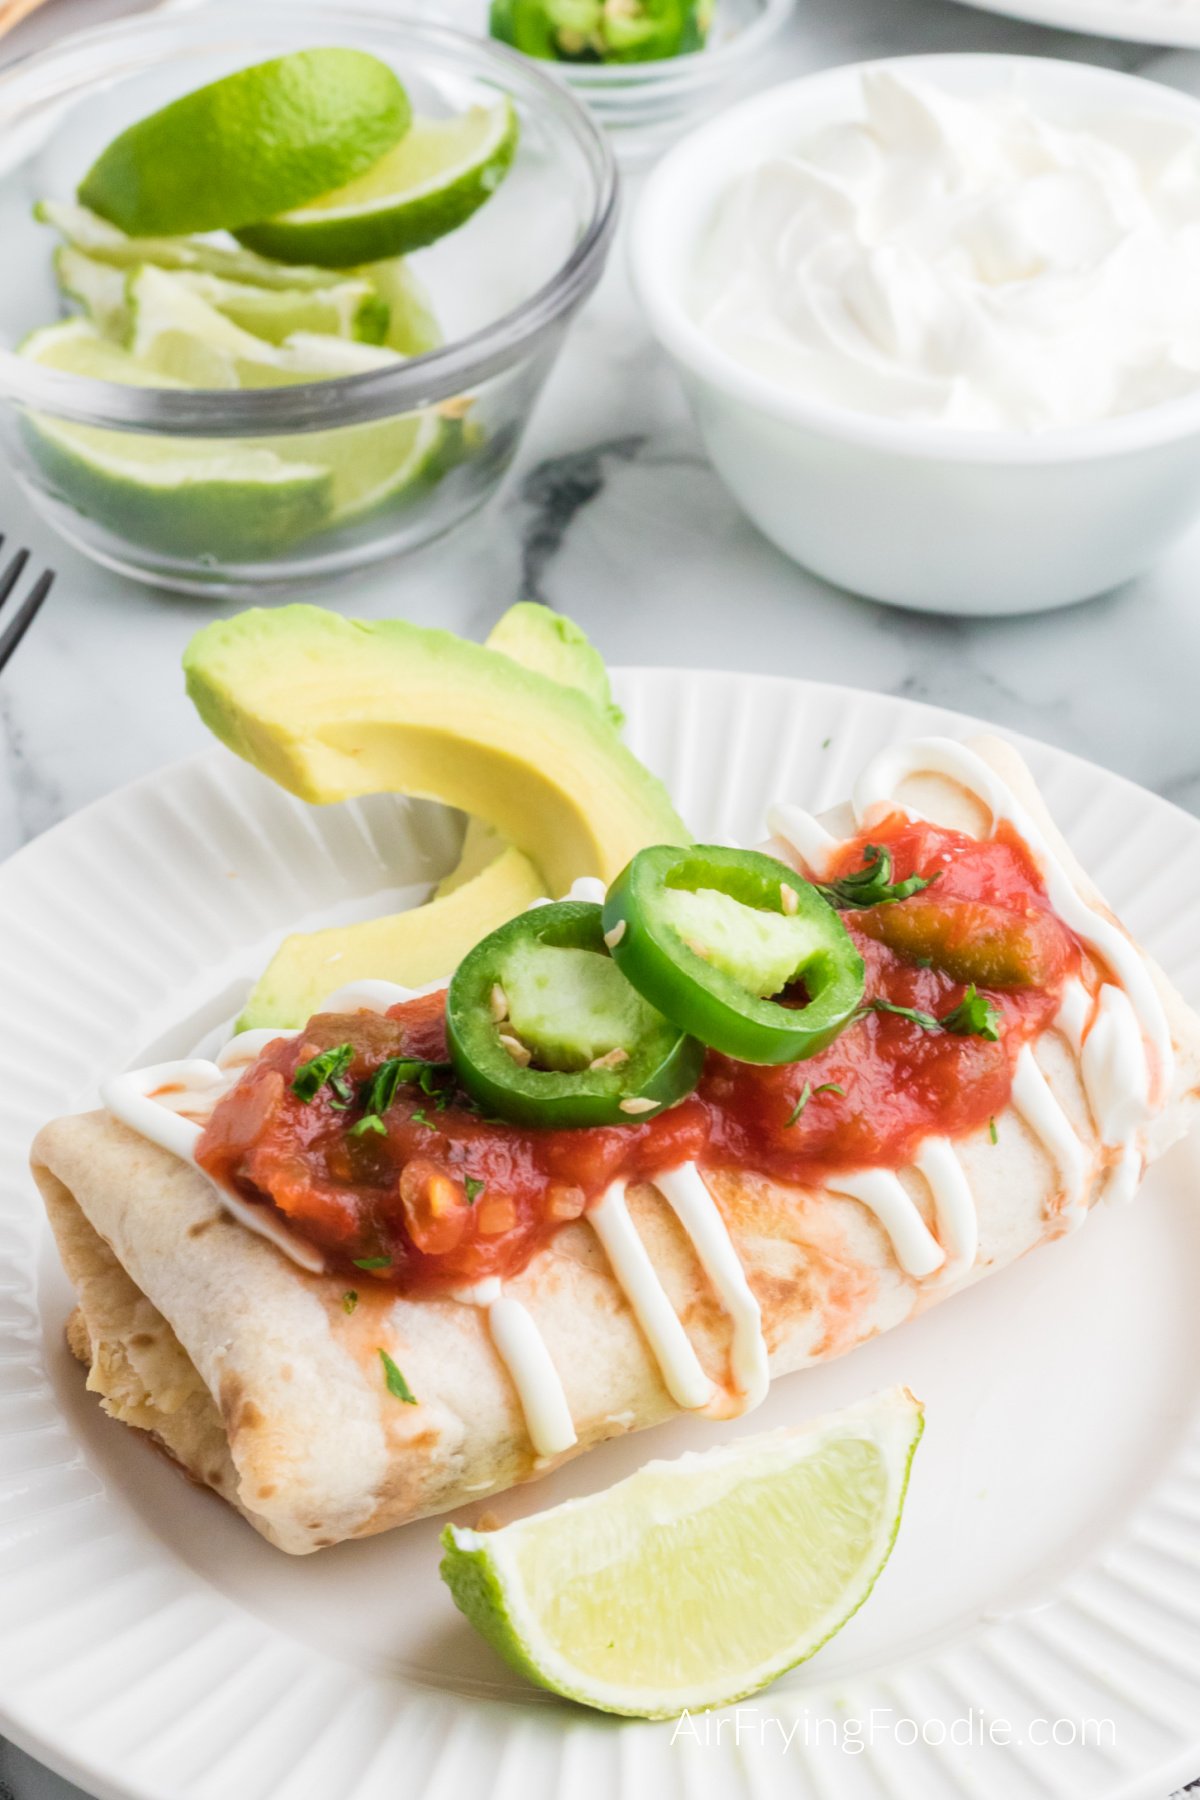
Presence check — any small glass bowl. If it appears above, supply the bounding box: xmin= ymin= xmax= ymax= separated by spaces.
xmin=0 ymin=2 xmax=617 ymax=596
xmin=167 ymin=0 xmax=796 ymax=164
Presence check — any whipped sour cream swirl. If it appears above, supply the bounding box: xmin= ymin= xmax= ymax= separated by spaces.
xmin=692 ymin=69 xmax=1200 ymax=432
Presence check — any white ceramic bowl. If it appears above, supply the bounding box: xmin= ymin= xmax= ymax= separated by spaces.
xmin=631 ymin=54 xmax=1200 ymax=616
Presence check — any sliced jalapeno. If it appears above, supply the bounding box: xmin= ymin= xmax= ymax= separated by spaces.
xmin=602 ymin=845 xmax=865 ymax=1065
xmin=446 ymin=900 xmax=704 ymax=1129
xmin=489 ymin=0 xmax=706 ymax=62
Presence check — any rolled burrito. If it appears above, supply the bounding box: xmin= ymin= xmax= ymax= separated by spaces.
xmin=31 ymin=736 xmax=1200 ymax=1554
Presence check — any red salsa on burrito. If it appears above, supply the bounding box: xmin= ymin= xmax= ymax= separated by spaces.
xmin=197 ymin=816 xmax=1082 ymax=1293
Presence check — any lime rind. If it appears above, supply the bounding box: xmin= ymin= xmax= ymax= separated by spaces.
xmin=78 ymin=48 xmax=412 ymax=237
xmin=39 ymin=199 xmax=367 ymax=293
xmin=236 ymin=100 xmax=519 ymax=267
xmin=439 ymin=1387 xmax=924 ymax=1719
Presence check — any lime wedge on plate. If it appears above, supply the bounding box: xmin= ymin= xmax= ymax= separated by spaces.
xmin=77 ymin=49 xmax=411 ymax=237
xmin=440 ymin=1386 xmax=924 ymax=1718
xmin=237 ymin=100 xmax=519 ymax=266
xmin=18 ymin=319 xmax=333 ymax=558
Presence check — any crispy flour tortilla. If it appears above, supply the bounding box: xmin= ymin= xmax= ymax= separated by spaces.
xmin=30 ymin=739 xmax=1200 ymax=1553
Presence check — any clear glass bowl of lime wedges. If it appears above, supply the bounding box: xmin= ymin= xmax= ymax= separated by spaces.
xmin=0 ymin=3 xmax=616 ymax=596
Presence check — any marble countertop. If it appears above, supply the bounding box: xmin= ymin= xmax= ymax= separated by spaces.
xmin=6 ymin=0 xmax=1200 ymax=865
xmin=2 ymin=0 xmax=1200 ymax=1796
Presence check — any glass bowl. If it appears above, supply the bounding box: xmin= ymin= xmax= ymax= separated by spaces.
xmin=168 ymin=0 xmax=797 ymax=164
xmin=0 ymin=2 xmax=618 ymax=596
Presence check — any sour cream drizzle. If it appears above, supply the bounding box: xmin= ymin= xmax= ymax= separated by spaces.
xmin=104 ymin=746 xmax=1172 ymax=1461
xmin=652 ymin=1163 xmax=769 ymax=1409
xmin=766 ymin=735 xmax=1170 ymax=1273
xmin=101 ymin=1060 xmax=327 ymax=1273
xmin=1010 ymin=1045 xmax=1088 ymax=1229
xmin=589 ymin=1181 xmax=716 ymax=1411
xmin=452 ymin=1281 xmax=577 ymax=1460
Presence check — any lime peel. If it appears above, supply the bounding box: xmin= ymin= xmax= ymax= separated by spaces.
xmin=236 ymin=100 xmax=519 ymax=267
xmin=440 ymin=1385 xmax=924 ymax=1719
xmin=78 ymin=48 xmax=412 ymax=238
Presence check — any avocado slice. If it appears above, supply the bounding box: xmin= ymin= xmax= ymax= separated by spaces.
xmin=436 ymin=600 xmax=622 ymax=899
xmin=485 ymin=601 xmax=623 ymax=731
xmin=184 ymin=606 xmax=686 ymax=897
xmin=239 ymin=843 xmax=545 ymax=1031
xmin=183 ymin=604 xmax=690 ymax=1029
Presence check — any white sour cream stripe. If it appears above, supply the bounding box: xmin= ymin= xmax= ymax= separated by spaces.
xmin=852 ymin=736 xmax=1173 ymax=1101
xmin=1058 ymin=977 xmax=1150 ymax=1209
xmin=825 ymin=1167 xmax=946 ymax=1279
xmin=1010 ymin=1047 xmax=1088 ymax=1230
xmin=589 ymin=1181 xmax=716 ymax=1412
xmin=482 ymin=1295 xmax=578 ymax=1460
xmin=765 ymin=804 xmax=841 ymax=879
xmin=913 ymin=1137 xmax=978 ymax=1285
xmin=652 ymin=1164 xmax=769 ymax=1409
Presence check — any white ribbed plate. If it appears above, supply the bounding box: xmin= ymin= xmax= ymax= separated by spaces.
xmin=948 ymin=0 xmax=1200 ymax=47
xmin=2 ymin=671 xmax=1200 ymax=1800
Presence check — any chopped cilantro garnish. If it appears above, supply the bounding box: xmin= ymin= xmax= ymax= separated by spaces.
xmin=988 ymin=1116 xmax=998 ymax=1145
xmin=464 ymin=1175 xmax=485 ymax=1205
xmin=818 ymin=844 xmax=937 ymax=911
xmin=785 ymin=1081 xmax=845 ymax=1127
xmin=410 ymin=1108 xmax=429 ymax=1127
xmin=353 ymin=1056 xmax=454 ymax=1136
xmin=941 ymin=985 xmax=1003 ymax=1041
xmin=349 ymin=1114 xmax=387 ymax=1138
xmin=291 ymin=1042 xmax=355 ymax=1106
xmin=379 ymin=1348 xmax=417 ymax=1404
xmin=860 ymin=985 xmax=1002 ymax=1042
xmin=353 ymin=1255 xmax=392 ymax=1270
xmin=343 ymin=1290 xmax=359 ymax=1314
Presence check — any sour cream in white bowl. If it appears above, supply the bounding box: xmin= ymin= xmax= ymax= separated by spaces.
xmin=631 ymin=55 xmax=1200 ymax=614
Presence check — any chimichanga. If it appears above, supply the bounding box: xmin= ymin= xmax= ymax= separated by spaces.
xmin=31 ymin=735 xmax=1200 ymax=1554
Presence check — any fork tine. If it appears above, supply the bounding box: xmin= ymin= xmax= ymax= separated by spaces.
xmin=0 ymin=546 xmax=30 ymax=612
xmin=0 ymin=567 xmax=54 ymax=673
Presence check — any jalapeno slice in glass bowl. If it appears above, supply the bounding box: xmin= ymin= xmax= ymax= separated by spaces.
xmin=602 ymin=845 xmax=865 ymax=1064
xmin=446 ymin=900 xmax=704 ymax=1129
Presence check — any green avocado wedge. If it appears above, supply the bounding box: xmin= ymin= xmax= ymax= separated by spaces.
xmin=184 ymin=606 xmax=688 ymax=900
xmin=186 ymin=604 xmax=690 ymax=1029
xmin=436 ymin=601 xmax=624 ymax=901
xmin=238 ymin=843 xmax=545 ymax=1032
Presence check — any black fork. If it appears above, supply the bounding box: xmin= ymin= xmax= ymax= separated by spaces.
xmin=0 ymin=539 xmax=54 ymax=674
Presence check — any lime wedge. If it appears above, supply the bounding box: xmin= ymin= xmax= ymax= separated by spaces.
xmin=40 ymin=201 xmax=440 ymax=354
xmin=440 ymin=1386 xmax=924 ymax=1719
xmin=54 ymin=245 xmax=129 ymax=338
xmin=18 ymin=319 xmax=333 ymax=559
xmin=78 ymin=49 xmax=412 ymax=238
xmin=361 ymin=257 xmax=442 ymax=355
xmin=236 ymin=100 xmax=519 ymax=267
xmin=125 ymin=265 xmax=402 ymax=387
xmin=38 ymin=200 xmax=370 ymax=293
xmin=123 ymin=270 xmax=450 ymax=512
xmin=294 ymin=404 xmax=446 ymax=526
xmin=55 ymin=245 xmax=388 ymax=346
